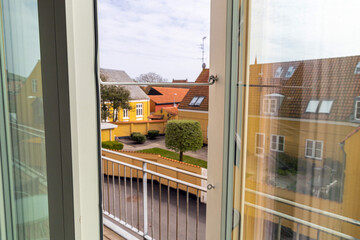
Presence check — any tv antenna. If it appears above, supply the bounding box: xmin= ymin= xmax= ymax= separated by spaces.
xmin=201 ymin=36 xmax=206 ymax=69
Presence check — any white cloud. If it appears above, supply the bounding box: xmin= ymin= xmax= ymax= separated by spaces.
xmin=98 ymin=0 xmax=210 ymax=81
xmin=250 ymin=0 xmax=360 ymax=64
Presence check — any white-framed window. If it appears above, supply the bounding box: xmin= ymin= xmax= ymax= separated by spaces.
xmin=305 ymin=100 xmax=320 ymax=113
xmin=354 ymin=62 xmax=360 ymax=74
xmin=263 ymin=98 xmax=277 ymax=114
xmin=194 ymin=96 xmax=205 ymax=106
xmin=318 ymin=100 xmax=334 ymax=114
xmin=189 ymin=96 xmax=198 ymax=106
xmin=355 ymin=100 xmax=360 ymax=120
xmin=123 ymin=108 xmax=129 ymax=119
xmin=136 ymin=103 xmax=143 ymax=116
xmin=274 ymin=67 xmax=283 ymax=78
xmin=270 ymin=134 xmax=285 ymax=152
xmin=255 ymin=133 xmax=265 ymax=157
xmin=32 ymin=79 xmax=37 ymax=93
xmin=285 ymin=66 xmax=295 ymax=78
xmin=305 ymin=139 xmax=323 ymax=160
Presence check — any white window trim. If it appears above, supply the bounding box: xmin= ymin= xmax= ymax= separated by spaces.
xmin=305 ymin=139 xmax=323 ymax=160
xmin=270 ymin=134 xmax=285 ymax=152
xmin=123 ymin=108 xmax=129 ymax=119
xmin=274 ymin=67 xmax=283 ymax=78
xmin=355 ymin=62 xmax=360 ymax=74
xmin=305 ymin=100 xmax=320 ymax=113
xmin=136 ymin=103 xmax=143 ymax=117
xmin=263 ymin=98 xmax=277 ymax=115
xmin=32 ymin=79 xmax=37 ymax=93
xmin=318 ymin=100 xmax=334 ymax=114
xmin=255 ymin=133 xmax=265 ymax=157
xmin=355 ymin=100 xmax=360 ymax=120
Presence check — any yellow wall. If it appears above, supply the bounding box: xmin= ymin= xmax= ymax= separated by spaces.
xmin=102 ymin=150 xmax=203 ymax=195
xmin=178 ymin=110 xmax=208 ymax=144
xmin=107 ymin=100 xmax=150 ymax=122
xmin=101 ymin=129 xmax=115 ymax=141
xmin=111 ymin=120 xmax=167 ymax=137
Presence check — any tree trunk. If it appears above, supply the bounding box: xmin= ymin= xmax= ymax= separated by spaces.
xmin=180 ymin=151 xmax=183 ymax=162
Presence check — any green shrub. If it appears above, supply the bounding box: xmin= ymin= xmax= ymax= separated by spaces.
xmin=102 ymin=141 xmax=124 ymax=150
xmin=147 ymin=130 xmax=160 ymax=139
xmin=165 ymin=120 xmax=203 ymax=162
xmin=131 ymin=133 xmax=146 ymax=144
xmin=130 ymin=132 xmax=140 ymax=138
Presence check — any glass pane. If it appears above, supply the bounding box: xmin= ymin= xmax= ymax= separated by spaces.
xmin=0 ymin=0 xmax=49 ymax=239
xmin=231 ymin=0 xmax=360 ymax=239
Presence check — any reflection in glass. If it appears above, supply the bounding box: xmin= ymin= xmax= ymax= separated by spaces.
xmin=0 ymin=0 xmax=49 ymax=239
xmin=232 ymin=0 xmax=360 ymax=239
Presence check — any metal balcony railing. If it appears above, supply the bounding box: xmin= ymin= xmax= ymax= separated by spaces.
xmin=101 ymin=149 xmax=207 ymax=240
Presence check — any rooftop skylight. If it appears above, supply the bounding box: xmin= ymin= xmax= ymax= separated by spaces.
xmin=189 ymin=96 xmax=205 ymax=106
xmin=285 ymin=66 xmax=295 ymax=78
xmin=355 ymin=62 xmax=360 ymax=74
xmin=318 ymin=100 xmax=334 ymax=114
xmin=305 ymin=100 xmax=320 ymax=113
xmin=274 ymin=67 xmax=283 ymax=78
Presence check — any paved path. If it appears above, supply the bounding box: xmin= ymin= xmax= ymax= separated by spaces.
xmin=103 ymin=176 xmax=206 ymax=240
xmin=119 ymin=136 xmax=208 ymax=161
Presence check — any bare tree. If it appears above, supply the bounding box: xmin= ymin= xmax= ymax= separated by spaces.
xmin=135 ymin=72 xmax=167 ymax=83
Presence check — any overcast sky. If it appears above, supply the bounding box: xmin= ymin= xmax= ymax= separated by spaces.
xmin=98 ymin=0 xmax=211 ymax=82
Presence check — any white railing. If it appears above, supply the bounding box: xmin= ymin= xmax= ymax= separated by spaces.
xmin=101 ymin=149 xmax=207 ymax=240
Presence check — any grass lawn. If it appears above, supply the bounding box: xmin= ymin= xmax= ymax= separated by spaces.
xmin=137 ymin=147 xmax=207 ymax=168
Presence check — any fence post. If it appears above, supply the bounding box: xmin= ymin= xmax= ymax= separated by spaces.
xmin=143 ymin=162 xmax=148 ymax=238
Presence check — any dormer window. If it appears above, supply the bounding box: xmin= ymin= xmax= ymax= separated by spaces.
xmin=306 ymin=100 xmax=334 ymax=114
xmin=263 ymin=98 xmax=277 ymax=114
xmin=355 ymin=62 xmax=360 ymax=74
xmin=274 ymin=67 xmax=283 ymax=78
xmin=355 ymin=100 xmax=360 ymax=120
xmin=285 ymin=66 xmax=295 ymax=78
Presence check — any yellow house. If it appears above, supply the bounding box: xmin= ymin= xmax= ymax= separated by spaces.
xmin=238 ymin=56 xmax=360 ymax=238
xmin=178 ymin=68 xmax=209 ymax=144
xmin=100 ymin=68 xmax=150 ymax=122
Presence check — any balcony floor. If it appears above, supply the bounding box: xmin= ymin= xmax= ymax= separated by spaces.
xmin=103 ymin=226 xmax=126 ymax=240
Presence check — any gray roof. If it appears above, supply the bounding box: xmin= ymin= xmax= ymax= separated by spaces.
xmin=100 ymin=68 xmax=150 ymax=100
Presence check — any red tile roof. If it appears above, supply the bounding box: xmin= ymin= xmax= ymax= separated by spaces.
xmin=178 ymin=69 xmax=209 ymax=111
xmin=148 ymin=87 xmax=189 ymax=104
xmin=162 ymin=107 xmax=178 ymax=115
xmin=248 ymin=55 xmax=360 ymax=122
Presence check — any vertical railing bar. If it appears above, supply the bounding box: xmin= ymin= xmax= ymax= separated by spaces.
xmin=124 ymin=166 xmax=128 ymax=222
xmin=167 ymin=180 xmax=170 ymax=240
xmin=196 ymin=189 xmax=199 ymax=240
xmin=186 ymin=186 xmax=189 ymax=240
xmin=143 ymin=162 xmax=148 ymax=237
xmin=137 ymin=170 xmax=140 ymax=230
xmin=277 ymin=217 xmax=282 ymax=240
xmin=131 ymin=168 xmax=133 ymax=227
xmin=317 ymin=229 xmax=320 ymax=240
xmin=159 ymin=177 xmax=162 ymax=240
xmin=296 ymin=223 xmax=300 ymax=240
xmin=151 ymin=175 xmax=154 ymax=238
xmin=118 ymin=164 xmax=122 ymax=220
xmin=107 ymin=160 xmax=110 ymax=213
xmin=112 ymin=162 xmax=115 ymax=215
xmin=176 ymin=183 xmax=179 ymax=240
xmin=102 ymin=160 xmax=105 ymax=212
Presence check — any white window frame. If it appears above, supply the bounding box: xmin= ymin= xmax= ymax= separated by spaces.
xmin=270 ymin=134 xmax=285 ymax=152
xmin=189 ymin=96 xmax=199 ymax=106
xmin=305 ymin=139 xmax=323 ymax=160
xmin=32 ymin=79 xmax=37 ymax=93
xmin=136 ymin=103 xmax=143 ymax=117
xmin=255 ymin=133 xmax=265 ymax=157
xmin=355 ymin=100 xmax=360 ymax=120
xmin=194 ymin=96 xmax=205 ymax=106
xmin=123 ymin=108 xmax=129 ymax=119
xmin=263 ymin=98 xmax=277 ymax=115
